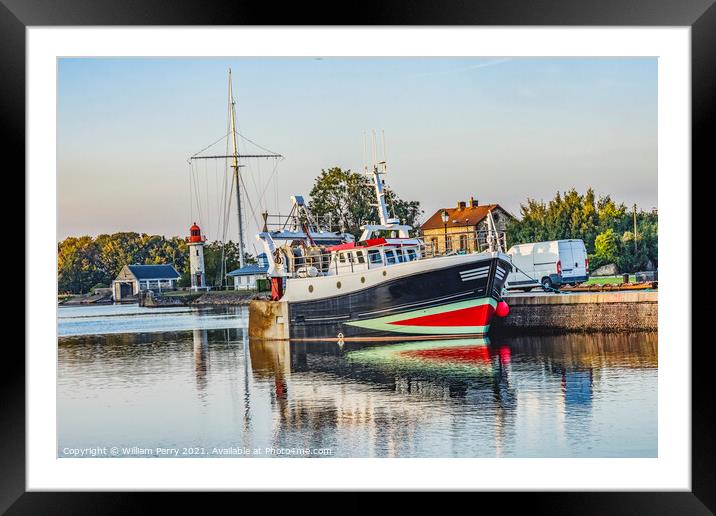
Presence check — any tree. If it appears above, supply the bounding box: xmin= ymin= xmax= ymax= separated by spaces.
xmin=57 ymin=232 xmax=259 ymax=294
xmin=592 ymin=228 xmax=619 ymax=269
xmin=505 ymin=188 xmax=657 ymax=273
xmin=308 ymin=167 xmax=422 ymax=237
xmin=58 ymin=236 xmax=105 ymax=294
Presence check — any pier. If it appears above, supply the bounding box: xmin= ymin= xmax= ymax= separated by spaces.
xmin=493 ymin=290 xmax=657 ymax=333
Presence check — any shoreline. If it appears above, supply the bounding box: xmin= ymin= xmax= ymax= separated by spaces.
xmin=140 ymin=290 xmax=271 ymax=307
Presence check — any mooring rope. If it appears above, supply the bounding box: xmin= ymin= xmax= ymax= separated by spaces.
xmin=509 ymin=263 xmax=565 ymax=294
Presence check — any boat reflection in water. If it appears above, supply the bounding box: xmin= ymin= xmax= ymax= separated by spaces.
xmin=247 ymin=333 xmax=656 ymax=457
xmin=57 ymin=307 xmax=657 ymax=458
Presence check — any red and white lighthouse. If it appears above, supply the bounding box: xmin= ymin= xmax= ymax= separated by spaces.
xmin=187 ymin=222 xmax=206 ymax=290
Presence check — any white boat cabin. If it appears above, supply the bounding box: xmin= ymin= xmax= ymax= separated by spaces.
xmin=319 ymin=239 xmax=424 ymax=276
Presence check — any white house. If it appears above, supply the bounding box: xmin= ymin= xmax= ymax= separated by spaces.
xmin=226 ymin=253 xmax=269 ymax=290
xmin=112 ymin=264 xmax=181 ymax=301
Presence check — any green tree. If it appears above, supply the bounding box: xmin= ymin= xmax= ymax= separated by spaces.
xmin=58 ymin=236 xmax=105 ymax=294
xmin=505 ymin=188 xmax=657 ymax=273
xmin=58 ymin=232 xmax=243 ymax=293
xmin=308 ymin=167 xmax=422 ymax=237
xmin=593 ymin=228 xmax=619 ymax=269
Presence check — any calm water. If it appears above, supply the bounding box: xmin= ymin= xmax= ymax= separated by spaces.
xmin=58 ymin=304 xmax=657 ymax=458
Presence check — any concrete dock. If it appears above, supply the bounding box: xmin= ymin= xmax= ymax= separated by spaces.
xmin=494 ymin=290 xmax=657 ymax=333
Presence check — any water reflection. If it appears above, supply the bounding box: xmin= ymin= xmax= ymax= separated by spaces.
xmin=57 ymin=308 xmax=657 ymax=458
xmin=192 ymin=329 xmax=209 ymax=394
xmin=242 ymin=333 xmax=656 ymax=457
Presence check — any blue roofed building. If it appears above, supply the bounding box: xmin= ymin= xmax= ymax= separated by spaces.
xmin=227 ymin=253 xmax=269 ymax=290
xmin=112 ymin=264 xmax=181 ymax=301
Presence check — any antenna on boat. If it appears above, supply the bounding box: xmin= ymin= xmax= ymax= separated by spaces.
xmin=362 ymin=131 xmax=368 ymax=174
xmin=382 ymin=129 xmax=387 ymax=165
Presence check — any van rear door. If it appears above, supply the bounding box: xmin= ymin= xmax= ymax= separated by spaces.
xmin=559 ymin=240 xmax=588 ymax=282
xmin=558 ymin=241 xmax=574 ymax=277
xmin=569 ymin=240 xmax=588 ymax=280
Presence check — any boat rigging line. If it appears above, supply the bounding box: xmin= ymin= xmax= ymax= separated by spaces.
xmin=187 ymin=68 xmax=284 ymax=273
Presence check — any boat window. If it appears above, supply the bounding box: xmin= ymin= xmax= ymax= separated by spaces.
xmin=367 ymin=249 xmax=382 ymax=265
xmin=347 ymin=252 xmax=354 ymax=262
xmin=406 ymin=248 xmax=417 ymax=261
xmin=356 ymin=250 xmax=365 ymax=264
xmin=339 ymin=253 xmax=346 ymax=263
xmin=396 ymin=249 xmax=406 ymax=263
xmin=385 ymin=250 xmax=397 ymax=265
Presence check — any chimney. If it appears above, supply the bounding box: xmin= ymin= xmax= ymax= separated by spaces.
xmin=470 ymin=196 xmax=479 ymax=208
xmin=458 ymin=201 xmax=467 ymax=209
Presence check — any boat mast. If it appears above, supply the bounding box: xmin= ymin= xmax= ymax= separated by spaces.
xmin=228 ymin=68 xmax=246 ymax=269
xmin=371 ymin=162 xmax=391 ymax=226
xmin=187 ymin=69 xmax=283 ymax=279
xmin=370 ymin=131 xmax=395 ymax=226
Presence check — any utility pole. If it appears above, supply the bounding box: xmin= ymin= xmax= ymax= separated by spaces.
xmin=633 ymin=203 xmax=638 ymax=254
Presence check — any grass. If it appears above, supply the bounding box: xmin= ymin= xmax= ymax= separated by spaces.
xmin=584 ymin=275 xmax=636 ymax=285
xmin=161 ymin=290 xmax=205 ymax=298
xmin=162 ymin=289 xmax=259 ymax=297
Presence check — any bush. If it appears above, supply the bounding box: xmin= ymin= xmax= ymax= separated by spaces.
xmin=177 ymin=272 xmax=191 ymax=288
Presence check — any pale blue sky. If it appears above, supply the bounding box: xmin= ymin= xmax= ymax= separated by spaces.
xmin=58 ymin=57 xmax=657 ymax=246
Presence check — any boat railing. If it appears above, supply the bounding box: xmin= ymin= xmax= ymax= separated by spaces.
xmin=262 ymin=212 xmax=343 ymax=233
xmin=278 ymin=233 xmax=506 ymax=278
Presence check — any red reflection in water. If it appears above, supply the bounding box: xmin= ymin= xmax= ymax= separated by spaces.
xmin=400 ymin=346 xmax=492 ymax=364
xmin=498 ymin=346 xmax=511 ymax=365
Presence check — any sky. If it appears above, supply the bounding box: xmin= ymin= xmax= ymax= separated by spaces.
xmin=57 ymin=57 xmax=657 ymax=249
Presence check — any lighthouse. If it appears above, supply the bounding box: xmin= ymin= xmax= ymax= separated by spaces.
xmin=187 ymin=222 xmax=206 ymax=291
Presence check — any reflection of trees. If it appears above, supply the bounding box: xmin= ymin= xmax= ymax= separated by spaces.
xmin=58 ymin=328 xmax=247 ymax=394
xmin=496 ymin=332 xmax=657 ymax=452
xmin=500 ymin=332 xmax=658 ymax=371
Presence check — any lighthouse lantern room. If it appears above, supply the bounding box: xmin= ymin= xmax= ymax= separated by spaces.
xmin=187 ymin=222 xmax=207 ymax=291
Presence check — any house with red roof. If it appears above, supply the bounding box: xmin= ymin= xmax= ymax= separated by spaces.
xmin=420 ymin=197 xmax=514 ymax=254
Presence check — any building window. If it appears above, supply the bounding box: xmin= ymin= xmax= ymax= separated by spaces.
xmin=459 ymin=234 xmax=468 ymax=251
xmin=445 ymin=236 xmax=452 ymax=251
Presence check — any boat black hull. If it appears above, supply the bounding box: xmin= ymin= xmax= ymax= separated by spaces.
xmin=287 ymin=256 xmax=512 ymax=340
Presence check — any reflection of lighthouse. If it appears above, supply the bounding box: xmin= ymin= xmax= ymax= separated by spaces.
xmin=193 ymin=328 xmax=209 ymax=393
xmin=187 ymin=223 xmax=207 ymax=291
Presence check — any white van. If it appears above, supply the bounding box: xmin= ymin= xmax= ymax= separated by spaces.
xmin=505 ymin=239 xmax=589 ymax=291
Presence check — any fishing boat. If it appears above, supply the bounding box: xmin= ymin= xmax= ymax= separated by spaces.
xmin=257 ymin=158 xmax=513 ymax=340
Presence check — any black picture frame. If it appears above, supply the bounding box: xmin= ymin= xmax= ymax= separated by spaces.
xmin=6 ymin=0 xmax=712 ymax=512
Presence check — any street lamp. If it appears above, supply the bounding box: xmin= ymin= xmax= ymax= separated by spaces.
xmin=465 ymin=218 xmax=470 ymax=252
xmin=441 ymin=209 xmax=449 ymax=253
